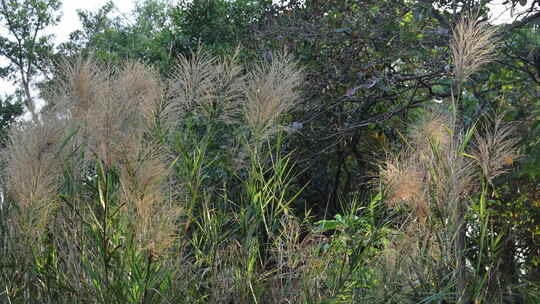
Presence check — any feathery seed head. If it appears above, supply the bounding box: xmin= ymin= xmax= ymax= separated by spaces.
xmin=409 ymin=111 xmax=452 ymax=158
xmin=56 ymin=58 xmax=106 ymax=120
xmin=115 ymin=61 xmax=166 ymax=131
xmin=4 ymin=57 xmax=180 ymax=256
xmin=244 ymin=51 xmax=303 ymax=140
xmin=3 ymin=118 xmax=67 ymax=237
xmin=56 ymin=58 xmax=167 ymax=167
xmin=471 ymin=114 xmax=521 ymax=183
xmin=170 ymin=48 xmax=244 ymax=124
xmin=451 ymin=12 xmax=498 ymax=84
xmin=381 ymin=155 xmax=428 ymax=218
xmin=118 ymin=140 xmax=179 ymax=257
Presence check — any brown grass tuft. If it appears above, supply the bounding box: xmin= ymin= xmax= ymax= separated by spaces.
xmin=55 ymin=58 xmax=167 ymax=168
xmin=55 ymin=58 xmax=108 ymax=121
xmin=381 ymin=109 xmax=477 ymax=221
xmin=471 ymin=114 xmax=521 ymax=184
xmin=381 ymin=154 xmax=428 ymax=218
xmin=2 ymin=118 xmax=67 ymax=238
xmin=169 ymin=48 xmax=245 ymax=124
xmin=118 ymin=139 xmax=180 ymax=257
xmin=409 ymin=110 xmax=452 ymax=160
xmin=451 ymin=12 xmax=498 ymax=84
xmin=49 ymin=58 xmax=179 ymax=255
xmin=115 ymin=61 xmax=167 ymax=131
xmin=244 ymin=51 xmax=303 ymax=140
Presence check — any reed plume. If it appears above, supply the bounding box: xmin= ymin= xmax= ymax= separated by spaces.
xmin=169 ymin=48 xmax=244 ymax=124
xmin=2 ymin=118 xmax=67 ymax=238
xmin=55 ymin=59 xmax=166 ymax=168
xmin=451 ymin=11 xmax=498 ymax=85
xmin=380 ymin=153 xmax=428 ymax=218
xmin=244 ymin=51 xmax=303 ymax=140
xmin=118 ymin=139 xmax=180 ymax=257
xmin=471 ymin=113 xmax=520 ymax=184
xmin=43 ymin=58 xmax=180 ymax=257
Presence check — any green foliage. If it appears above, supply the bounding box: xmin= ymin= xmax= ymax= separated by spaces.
xmin=0 ymin=95 xmax=23 ymax=143
xmin=59 ymin=0 xmax=178 ymax=74
xmin=0 ymin=0 xmax=60 ymax=119
xmin=171 ymin=0 xmax=269 ymax=57
xmin=314 ymin=194 xmax=389 ymax=302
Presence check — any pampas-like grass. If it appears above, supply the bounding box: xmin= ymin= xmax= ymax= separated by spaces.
xmin=2 ymin=117 xmax=67 ymax=239
xmin=244 ymin=51 xmax=303 ymax=141
xmin=380 ymin=108 xmax=474 ymax=221
xmin=385 ymin=110 xmax=518 ymax=302
xmin=379 ymin=107 xmax=478 ymax=303
xmin=451 ymin=11 xmax=498 ymax=85
xmin=55 ymin=58 xmax=106 ymax=121
xmin=168 ymin=47 xmax=303 ymax=142
xmin=7 ymin=58 xmax=179 ymax=256
xmin=55 ymin=59 xmax=167 ymax=167
xmin=376 ymin=12 xmax=520 ymax=303
xmin=0 ymin=48 xmax=314 ymax=303
xmin=471 ymin=113 xmax=521 ymax=184
xmin=169 ymin=48 xmax=245 ymax=124
xmin=115 ymin=61 xmax=168 ymax=132
xmin=67 ymin=59 xmax=178 ymax=256
xmin=409 ymin=110 xmax=452 ymax=160
xmin=380 ymin=154 xmax=428 ymax=218
xmin=118 ymin=139 xmax=180 ymax=257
